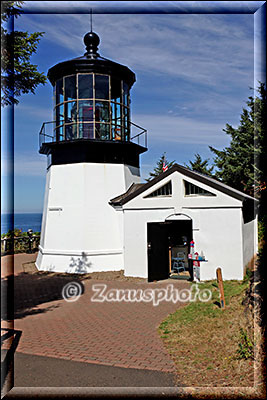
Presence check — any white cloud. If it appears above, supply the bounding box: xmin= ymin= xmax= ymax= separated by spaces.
xmin=133 ymin=112 xmax=230 ymax=147
xmin=15 ymin=104 xmax=52 ymax=120
xmin=1 ymin=154 xmax=47 ymax=177
xmin=15 ymin=155 xmax=47 ymax=177
xmin=16 ymin=12 xmax=253 ymax=90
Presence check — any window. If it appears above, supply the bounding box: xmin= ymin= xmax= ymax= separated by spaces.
xmin=184 ymin=180 xmax=215 ymax=196
xmin=145 ymin=181 xmax=172 ymax=198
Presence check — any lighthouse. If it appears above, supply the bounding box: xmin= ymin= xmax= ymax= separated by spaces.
xmin=36 ymin=30 xmax=147 ymax=273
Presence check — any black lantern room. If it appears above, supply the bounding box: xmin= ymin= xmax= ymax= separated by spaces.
xmin=39 ymin=31 xmax=147 ymax=168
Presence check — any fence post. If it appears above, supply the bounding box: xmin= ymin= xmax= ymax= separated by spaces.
xmin=27 ymin=229 xmax=33 ymax=253
xmin=216 ymin=267 xmax=226 ymax=309
xmin=4 ymin=237 xmax=7 ymax=252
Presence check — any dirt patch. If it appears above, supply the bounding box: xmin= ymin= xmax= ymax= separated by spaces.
xmin=81 ymin=269 xmax=146 ymax=282
xmin=20 ymin=264 xmax=146 ymax=283
xmin=22 ymin=261 xmax=38 ymax=273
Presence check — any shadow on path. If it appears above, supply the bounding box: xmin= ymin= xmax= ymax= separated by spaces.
xmin=1 ymin=272 xmax=89 ymax=320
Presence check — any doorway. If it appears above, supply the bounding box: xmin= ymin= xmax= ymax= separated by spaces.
xmin=147 ymin=220 xmax=192 ymax=282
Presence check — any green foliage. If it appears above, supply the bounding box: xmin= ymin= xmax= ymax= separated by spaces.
xmin=258 ymin=220 xmax=265 ymax=244
xmin=1 ymin=229 xmax=41 ymax=254
xmin=1 ymin=1 xmax=47 ymax=106
xmin=2 ymin=228 xmax=23 ymax=238
xmin=185 ymin=153 xmax=214 ymax=176
xmin=146 ymin=152 xmax=175 ymax=181
xmin=242 ymin=266 xmax=253 ymax=284
xmin=158 ymin=280 xmax=249 ymax=331
xmin=236 ymin=328 xmax=254 ymax=360
xmin=209 ymin=83 xmax=266 ymax=198
xmin=1 ymin=1 xmax=22 ymax=21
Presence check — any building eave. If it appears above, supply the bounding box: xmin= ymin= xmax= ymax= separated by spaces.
xmin=109 ymin=163 xmax=258 ymax=206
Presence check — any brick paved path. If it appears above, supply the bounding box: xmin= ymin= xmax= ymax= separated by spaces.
xmin=2 ymin=272 xmax=190 ymax=373
xmin=1 ymin=253 xmax=37 ymax=277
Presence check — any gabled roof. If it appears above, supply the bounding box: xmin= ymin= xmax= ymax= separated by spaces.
xmin=110 ymin=183 xmax=144 ymax=205
xmin=109 ymin=163 xmax=258 ymax=206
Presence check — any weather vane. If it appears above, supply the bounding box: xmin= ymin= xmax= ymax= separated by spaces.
xmin=90 ymin=8 xmax=93 ymax=32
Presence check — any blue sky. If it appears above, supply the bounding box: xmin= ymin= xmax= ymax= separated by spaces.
xmin=1 ymin=1 xmax=265 ymax=213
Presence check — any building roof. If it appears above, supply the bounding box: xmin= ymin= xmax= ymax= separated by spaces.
xmin=109 ymin=163 xmax=258 ymax=206
xmin=110 ymin=183 xmax=145 ymax=205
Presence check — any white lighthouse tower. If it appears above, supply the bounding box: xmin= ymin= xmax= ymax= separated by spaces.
xmin=36 ymin=31 xmax=147 ymax=273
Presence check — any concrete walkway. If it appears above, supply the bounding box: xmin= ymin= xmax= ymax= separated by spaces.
xmin=14 ymin=352 xmax=178 ymax=387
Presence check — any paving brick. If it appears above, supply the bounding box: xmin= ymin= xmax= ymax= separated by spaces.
xmin=2 ymin=263 xmax=190 ymax=373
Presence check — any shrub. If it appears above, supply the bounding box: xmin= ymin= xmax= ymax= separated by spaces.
xmin=237 ymin=328 xmax=254 ymax=360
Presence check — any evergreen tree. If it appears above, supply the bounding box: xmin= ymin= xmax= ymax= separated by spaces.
xmin=209 ymin=83 xmax=266 ymax=197
xmin=1 ymin=1 xmax=47 ymax=106
xmin=185 ymin=153 xmax=214 ymax=176
xmin=146 ymin=153 xmax=175 ymax=181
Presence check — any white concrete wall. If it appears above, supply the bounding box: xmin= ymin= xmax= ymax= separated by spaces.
xmin=242 ymin=216 xmax=258 ymax=272
xmin=123 ymin=207 xmax=244 ymax=281
xmin=36 ymin=162 xmax=140 ymax=273
xmin=191 ymin=208 xmax=243 ymax=280
xmin=122 ymin=171 xmax=249 ymax=281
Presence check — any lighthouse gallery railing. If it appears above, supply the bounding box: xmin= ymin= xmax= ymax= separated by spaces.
xmin=39 ymin=120 xmax=147 ymax=149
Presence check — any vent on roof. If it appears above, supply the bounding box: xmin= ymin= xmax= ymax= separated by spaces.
xmin=184 ymin=180 xmax=215 ymax=196
xmin=145 ymin=181 xmax=172 ymax=198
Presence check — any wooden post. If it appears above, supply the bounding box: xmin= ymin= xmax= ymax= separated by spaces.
xmin=216 ymin=267 xmax=226 ymax=309
xmin=169 ymin=246 xmax=172 ymax=274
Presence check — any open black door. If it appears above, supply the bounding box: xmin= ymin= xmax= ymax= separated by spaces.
xmin=147 ymin=223 xmax=169 ymax=282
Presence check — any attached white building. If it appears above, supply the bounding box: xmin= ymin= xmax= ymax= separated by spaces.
xmin=110 ymin=164 xmax=258 ymax=281
xmin=36 ymin=30 xmax=258 ymax=281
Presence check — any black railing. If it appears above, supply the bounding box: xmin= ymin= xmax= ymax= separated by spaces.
xmin=39 ymin=121 xmax=54 ymax=148
xmin=130 ymin=121 xmax=148 ymax=148
xmin=39 ymin=119 xmax=147 ymax=148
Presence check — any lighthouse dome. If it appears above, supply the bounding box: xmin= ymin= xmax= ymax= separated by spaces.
xmin=47 ymin=31 xmax=135 ymax=88
xmin=39 ymin=30 xmax=147 ymax=168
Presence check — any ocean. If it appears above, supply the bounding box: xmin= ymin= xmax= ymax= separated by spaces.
xmin=1 ymin=213 xmax=43 ymax=235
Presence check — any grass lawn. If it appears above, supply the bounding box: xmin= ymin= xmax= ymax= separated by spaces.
xmin=158 ymin=276 xmax=260 ymax=387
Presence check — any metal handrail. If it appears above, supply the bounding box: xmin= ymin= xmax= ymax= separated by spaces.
xmin=39 ymin=119 xmax=147 ymax=148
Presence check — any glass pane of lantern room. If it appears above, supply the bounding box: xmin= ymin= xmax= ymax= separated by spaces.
xmin=115 ymin=103 xmax=122 ymax=140
xmin=65 ymin=123 xmax=77 ymax=140
xmin=95 ymin=75 xmax=109 ymax=100
xmin=56 ymin=78 xmax=63 ymax=105
xmin=78 ymin=100 xmax=93 ymax=122
xmin=123 ymin=82 xmax=129 ymax=106
xmin=78 ymin=74 xmax=93 ymax=99
xmin=64 ymin=75 xmax=76 ymax=102
xmin=79 ymin=123 xmax=94 ymax=139
xmin=65 ymin=101 xmax=77 ymax=123
xmin=124 ymin=106 xmax=129 ymax=141
xmin=56 ymin=104 xmax=64 ymax=127
xmin=95 ymin=123 xmax=110 ymax=140
xmin=95 ymin=101 xmax=110 ymax=123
